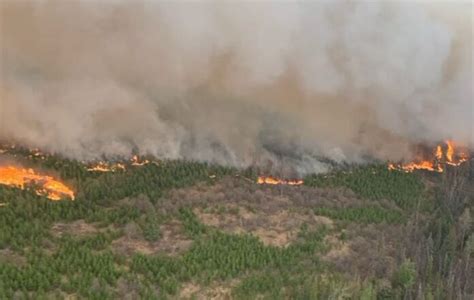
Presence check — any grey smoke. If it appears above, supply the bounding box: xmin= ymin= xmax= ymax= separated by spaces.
xmin=0 ymin=0 xmax=472 ymax=174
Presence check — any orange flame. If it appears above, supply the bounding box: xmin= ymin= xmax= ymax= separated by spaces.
xmin=131 ymin=155 xmax=149 ymax=166
xmin=87 ymin=155 xmax=149 ymax=172
xmin=87 ymin=162 xmax=111 ymax=172
xmin=0 ymin=166 xmax=74 ymax=200
xmin=257 ymin=176 xmax=303 ymax=186
xmin=435 ymin=145 xmax=443 ymax=160
xmin=389 ymin=161 xmax=443 ymax=173
xmin=388 ymin=140 xmax=470 ymax=173
xmin=444 ymin=140 xmax=469 ymax=166
xmin=87 ymin=162 xmax=126 ymax=172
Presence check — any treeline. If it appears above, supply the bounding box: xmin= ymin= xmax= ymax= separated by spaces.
xmin=77 ymin=161 xmax=236 ymax=204
xmin=399 ymin=167 xmax=473 ymax=299
xmin=304 ymin=165 xmax=425 ymax=209
xmin=0 ymin=149 xmax=471 ymax=299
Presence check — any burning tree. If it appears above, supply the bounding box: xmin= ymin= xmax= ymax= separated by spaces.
xmin=388 ymin=140 xmax=470 ymax=173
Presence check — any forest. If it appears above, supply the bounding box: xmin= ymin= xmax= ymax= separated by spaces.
xmin=0 ymin=146 xmax=472 ymax=299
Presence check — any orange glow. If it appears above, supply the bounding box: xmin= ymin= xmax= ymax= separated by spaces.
xmin=0 ymin=166 xmax=74 ymax=200
xmin=131 ymin=155 xmax=149 ymax=166
xmin=446 ymin=141 xmax=454 ymax=162
xmin=257 ymin=176 xmax=303 ymax=186
xmin=435 ymin=145 xmax=443 ymax=160
xmin=87 ymin=156 xmax=150 ymax=172
xmin=87 ymin=162 xmax=126 ymax=172
xmin=388 ymin=140 xmax=470 ymax=173
xmin=87 ymin=162 xmax=112 ymax=172
xmin=444 ymin=140 xmax=469 ymax=166
xmin=390 ymin=161 xmax=444 ymax=173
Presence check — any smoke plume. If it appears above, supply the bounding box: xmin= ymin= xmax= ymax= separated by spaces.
xmin=0 ymin=1 xmax=472 ymax=174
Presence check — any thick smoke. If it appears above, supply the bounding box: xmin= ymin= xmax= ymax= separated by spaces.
xmin=0 ymin=1 xmax=472 ymax=174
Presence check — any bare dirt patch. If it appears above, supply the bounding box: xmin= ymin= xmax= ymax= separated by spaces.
xmin=322 ymin=234 xmax=352 ymax=262
xmin=159 ymin=176 xmax=353 ymax=247
xmin=163 ymin=176 xmax=367 ymax=215
xmin=51 ymin=219 xmax=100 ymax=237
xmin=179 ymin=279 xmax=239 ymax=300
xmin=163 ymin=176 xmax=403 ymax=276
xmin=324 ymin=224 xmax=402 ymax=280
xmin=195 ymin=205 xmax=333 ymax=247
xmin=179 ymin=283 xmax=201 ymax=299
xmin=0 ymin=248 xmax=26 ymax=266
xmin=112 ymin=219 xmax=192 ymax=256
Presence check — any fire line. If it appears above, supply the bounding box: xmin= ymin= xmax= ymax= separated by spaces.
xmin=0 ymin=166 xmax=75 ymax=201
xmin=388 ymin=140 xmax=469 ymax=173
xmin=257 ymin=176 xmax=303 ymax=186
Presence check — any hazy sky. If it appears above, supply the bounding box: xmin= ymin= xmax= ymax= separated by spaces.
xmin=0 ymin=0 xmax=472 ymax=174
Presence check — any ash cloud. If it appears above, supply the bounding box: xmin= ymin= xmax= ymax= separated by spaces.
xmin=0 ymin=1 xmax=472 ymax=174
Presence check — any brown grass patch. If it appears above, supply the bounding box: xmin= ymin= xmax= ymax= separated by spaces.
xmin=324 ymin=224 xmax=401 ymax=279
xmin=322 ymin=234 xmax=352 ymax=262
xmin=0 ymin=248 xmax=26 ymax=266
xmin=51 ymin=220 xmax=100 ymax=237
xmin=195 ymin=205 xmax=333 ymax=247
xmin=112 ymin=219 xmax=192 ymax=256
xmin=179 ymin=279 xmax=239 ymax=300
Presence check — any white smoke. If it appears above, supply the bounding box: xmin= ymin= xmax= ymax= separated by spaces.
xmin=0 ymin=0 xmax=472 ymax=174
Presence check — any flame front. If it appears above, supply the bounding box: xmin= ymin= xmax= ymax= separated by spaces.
xmin=87 ymin=162 xmax=125 ymax=172
xmin=131 ymin=155 xmax=150 ymax=166
xmin=389 ymin=140 xmax=470 ymax=173
xmin=257 ymin=176 xmax=303 ymax=186
xmin=87 ymin=155 xmax=149 ymax=172
xmin=0 ymin=166 xmax=74 ymax=200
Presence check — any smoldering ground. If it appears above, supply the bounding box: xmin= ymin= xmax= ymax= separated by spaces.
xmin=0 ymin=1 xmax=472 ymax=174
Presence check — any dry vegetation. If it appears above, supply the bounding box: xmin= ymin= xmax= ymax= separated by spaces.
xmin=112 ymin=220 xmax=193 ymax=256
xmin=0 ymin=149 xmax=472 ymax=299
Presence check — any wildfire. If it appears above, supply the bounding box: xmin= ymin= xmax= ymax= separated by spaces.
xmin=388 ymin=140 xmax=470 ymax=173
xmin=257 ymin=176 xmax=303 ymax=186
xmin=87 ymin=162 xmax=111 ymax=172
xmin=87 ymin=155 xmax=149 ymax=172
xmin=131 ymin=155 xmax=150 ymax=166
xmin=87 ymin=162 xmax=126 ymax=172
xmin=0 ymin=166 xmax=75 ymax=200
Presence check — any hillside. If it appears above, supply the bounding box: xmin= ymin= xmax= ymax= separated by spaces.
xmin=0 ymin=148 xmax=472 ymax=299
